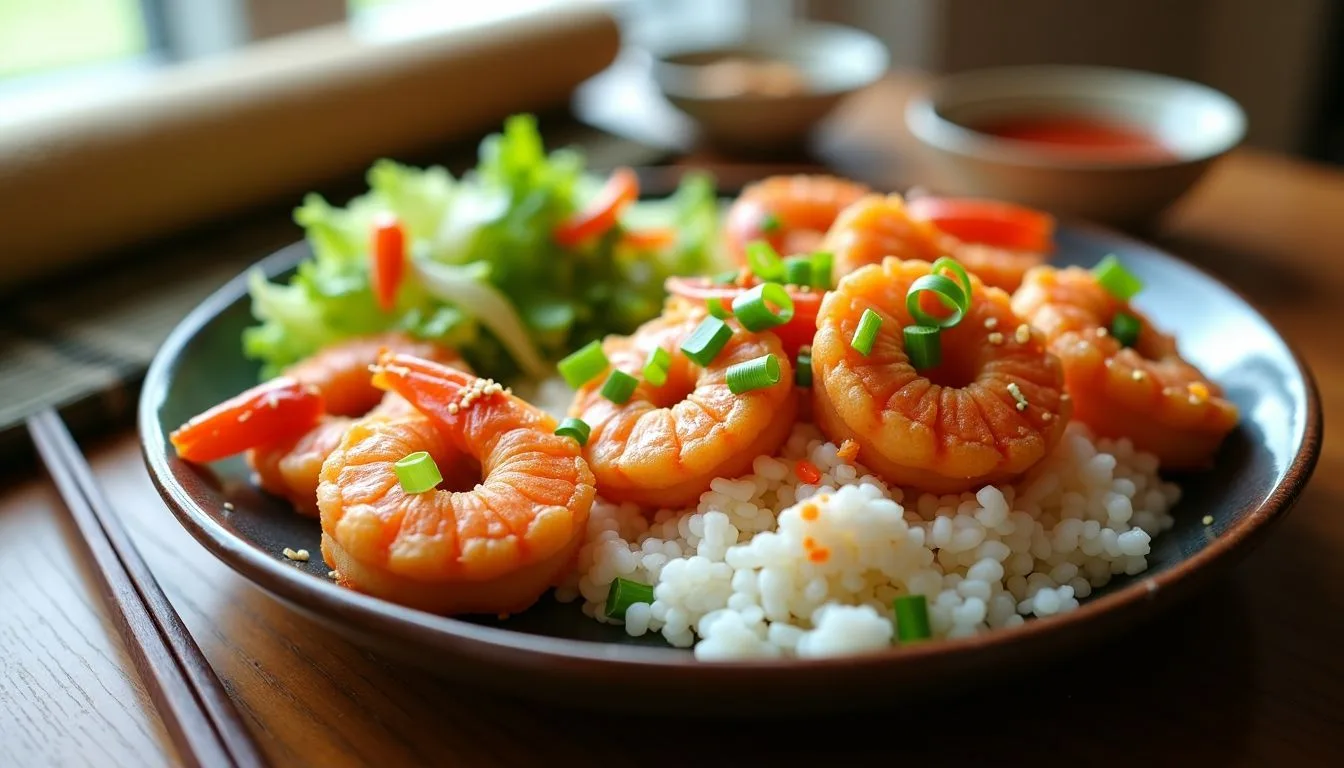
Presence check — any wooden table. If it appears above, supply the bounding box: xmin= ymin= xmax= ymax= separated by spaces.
xmin=3 ymin=76 xmax=1342 ymax=767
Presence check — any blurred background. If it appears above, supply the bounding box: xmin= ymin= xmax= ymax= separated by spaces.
xmin=2 ymin=0 xmax=1338 ymax=159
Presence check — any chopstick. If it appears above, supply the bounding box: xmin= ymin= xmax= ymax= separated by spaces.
xmin=27 ymin=408 xmax=267 ymax=768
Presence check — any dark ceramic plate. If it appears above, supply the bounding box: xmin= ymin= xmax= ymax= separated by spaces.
xmin=140 ymin=222 xmax=1321 ymax=713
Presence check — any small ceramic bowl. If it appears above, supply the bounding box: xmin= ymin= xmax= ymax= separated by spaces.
xmin=648 ymin=21 xmax=888 ymax=152
xmin=905 ymin=66 xmax=1246 ymax=225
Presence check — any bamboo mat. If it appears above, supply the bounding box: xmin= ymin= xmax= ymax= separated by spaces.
xmin=0 ymin=122 xmax=667 ymax=459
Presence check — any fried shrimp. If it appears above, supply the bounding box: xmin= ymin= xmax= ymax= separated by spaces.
xmin=723 ymin=175 xmax=871 ymax=263
xmin=1012 ymin=265 xmax=1238 ymax=468
xmin=812 ymin=258 xmax=1071 ymax=493
xmin=283 ymin=331 xmax=465 ymax=417
xmin=825 ymin=195 xmax=1053 ymax=292
xmin=569 ymin=312 xmax=798 ymax=508
xmin=823 ymin=194 xmax=946 ymax=277
xmin=248 ymin=333 xmax=470 ymax=514
xmin=317 ymin=353 xmax=595 ymax=615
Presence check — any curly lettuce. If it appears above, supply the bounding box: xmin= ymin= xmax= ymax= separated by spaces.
xmin=243 ymin=114 xmax=722 ymax=381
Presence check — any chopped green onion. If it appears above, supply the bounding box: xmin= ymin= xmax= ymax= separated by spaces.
xmin=1092 ymin=254 xmax=1143 ymax=300
xmin=643 ymin=347 xmax=671 ymax=387
xmin=760 ymin=212 xmax=782 ymax=234
xmin=810 ymin=251 xmax=834 ymax=290
xmin=746 ymin=240 xmax=785 ymax=282
xmin=731 ymin=282 xmax=795 ymax=332
xmin=712 ymin=269 xmax=740 ymax=285
xmin=599 ymin=370 xmax=638 ymax=404
xmin=783 ymin=256 xmax=812 ymax=287
xmin=851 ymin=308 xmax=883 ymax=356
xmin=893 ymin=594 xmax=932 ymax=642
xmin=557 ymin=340 xmax=608 ymax=389
xmin=554 ymin=417 xmax=591 ymax=446
xmin=906 ymin=274 xmax=967 ymax=329
xmin=931 ymin=256 xmax=973 ymax=304
xmin=394 ymin=451 xmax=442 ymax=495
xmin=680 ymin=316 xmax=733 ymax=367
xmin=795 ymin=348 xmax=813 ymax=387
xmin=904 ymin=325 xmax=941 ymax=370
xmin=726 ymin=353 xmax=782 ymax=394
xmin=1111 ymin=311 xmax=1141 ymax=348
xmin=604 ymin=577 xmax=655 ymax=620
xmin=706 ymin=297 xmax=732 ymax=319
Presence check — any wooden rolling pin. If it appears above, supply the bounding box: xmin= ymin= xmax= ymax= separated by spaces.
xmin=0 ymin=5 xmax=620 ymax=287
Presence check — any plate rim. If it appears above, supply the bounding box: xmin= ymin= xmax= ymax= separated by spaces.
xmin=138 ymin=225 xmax=1324 ymax=675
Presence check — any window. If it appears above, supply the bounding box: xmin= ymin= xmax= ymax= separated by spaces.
xmin=0 ymin=0 xmax=150 ymax=79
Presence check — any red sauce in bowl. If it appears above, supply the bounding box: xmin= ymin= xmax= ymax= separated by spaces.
xmin=973 ymin=115 xmax=1174 ymax=160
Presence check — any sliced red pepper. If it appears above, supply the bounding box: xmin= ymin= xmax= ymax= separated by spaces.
xmin=371 ymin=213 xmax=406 ymax=312
xmin=554 ymin=167 xmax=639 ymax=247
xmin=170 ymin=377 xmax=325 ymax=463
xmin=906 ymin=197 xmax=1055 ymax=254
xmin=621 ymin=226 xmax=678 ymax=251
xmin=795 ymin=459 xmax=822 ymax=484
xmin=665 ymin=276 xmax=822 ymax=356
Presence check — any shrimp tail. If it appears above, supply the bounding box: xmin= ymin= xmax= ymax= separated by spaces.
xmin=372 ymin=351 xmax=553 ymax=447
xmin=372 ymin=350 xmax=476 ymax=424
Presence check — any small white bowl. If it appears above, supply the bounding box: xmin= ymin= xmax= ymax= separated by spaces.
xmin=649 ymin=21 xmax=889 ymax=152
xmin=905 ymin=66 xmax=1246 ymax=224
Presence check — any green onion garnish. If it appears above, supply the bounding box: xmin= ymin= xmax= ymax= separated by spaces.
xmin=810 ymin=251 xmax=834 ymax=290
xmin=394 ymin=451 xmax=442 ymax=495
xmin=906 ymin=274 xmax=967 ymax=329
xmin=726 ymin=353 xmax=782 ymax=394
xmin=706 ymin=297 xmax=732 ymax=319
xmin=851 ymin=308 xmax=883 ymax=356
xmin=746 ymin=240 xmax=785 ymax=282
xmin=554 ymin=417 xmax=591 ymax=446
xmin=1111 ymin=311 xmax=1141 ymax=348
xmin=604 ymin=577 xmax=655 ymax=620
xmin=795 ymin=348 xmax=813 ymax=387
xmin=893 ymin=594 xmax=932 ymax=642
xmin=680 ymin=316 xmax=733 ymax=367
xmin=1092 ymin=254 xmax=1143 ymax=300
xmin=599 ymin=370 xmax=638 ymax=404
xmin=712 ymin=270 xmax=739 ymax=285
xmin=931 ymin=256 xmax=973 ymax=304
xmin=904 ymin=325 xmax=941 ymax=370
xmin=760 ymin=212 xmax=782 ymax=234
xmin=557 ymin=340 xmax=608 ymax=389
xmin=643 ymin=347 xmax=671 ymax=387
xmin=783 ymin=256 xmax=812 ymax=287
xmin=731 ymin=282 xmax=795 ymax=332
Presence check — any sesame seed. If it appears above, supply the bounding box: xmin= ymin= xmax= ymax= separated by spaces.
xmin=1096 ymin=327 xmax=1109 ymax=337
xmin=238 ymin=411 xmax=251 ymax=422
xmin=1015 ymin=324 xmax=1031 ymax=344
xmin=328 ymin=570 xmax=339 ymax=579
xmin=988 ymin=332 xmax=1004 ymax=345
xmin=282 ymin=547 xmax=309 ymax=562
xmin=447 ymin=403 xmax=460 ymax=415
xmin=1188 ymin=394 xmax=1202 ymax=405
xmin=984 ymin=317 xmax=999 ymax=330
xmin=223 ymin=502 xmax=235 ymax=511
xmin=1202 ymin=515 xmax=1214 ymax=525
xmin=1006 ymin=382 xmax=1029 ymax=411
xmin=1041 ymin=412 xmax=1054 ymax=422
xmin=1131 ymin=369 xmax=1146 ymax=381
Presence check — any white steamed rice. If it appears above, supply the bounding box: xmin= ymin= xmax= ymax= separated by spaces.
xmin=554 ymin=421 xmax=1179 ymax=661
